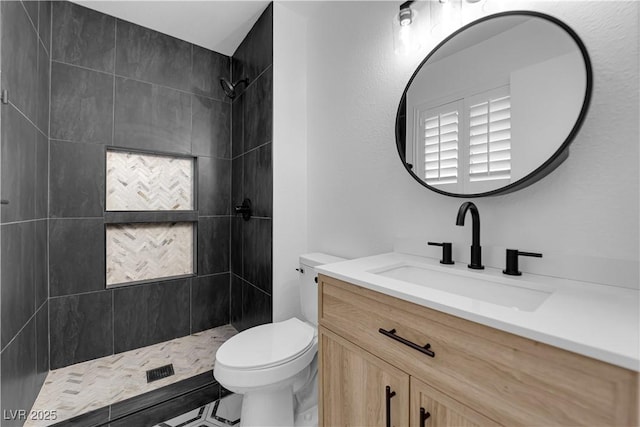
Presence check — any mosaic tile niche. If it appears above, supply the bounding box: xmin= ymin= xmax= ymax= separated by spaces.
xmin=106 ymin=150 xmax=194 ymax=211
xmin=106 ymin=222 xmax=194 ymax=286
xmin=106 ymin=150 xmax=195 ymax=286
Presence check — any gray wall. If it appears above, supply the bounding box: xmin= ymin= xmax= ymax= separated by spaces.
xmin=0 ymin=0 xmax=51 ymax=423
xmin=230 ymin=4 xmax=274 ymax=331
xmin=48 ymin=1 xmax=233 ymax=369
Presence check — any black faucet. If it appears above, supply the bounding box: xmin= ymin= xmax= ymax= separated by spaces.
xmin=456 ymin=202 xmax=484 ymax=270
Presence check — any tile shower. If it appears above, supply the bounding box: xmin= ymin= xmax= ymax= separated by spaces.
xmin=0 ymin=0 xmax=273 ymax=424
xmin=0 ymin=0 xmax=51 ymax=422
xmin=47 ymin=0 xmax=232 ymax=370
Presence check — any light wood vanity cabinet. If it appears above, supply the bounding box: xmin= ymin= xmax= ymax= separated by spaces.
xmin=320 ymin=328 xmax=409 ymax=426
xmin=318 ymin=274 xmax=639 ymax=427
xmin=410 ymin=378 xmax=499 ymax=427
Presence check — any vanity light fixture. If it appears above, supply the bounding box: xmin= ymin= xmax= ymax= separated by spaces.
xmin=393 ymin=0 xmax=422 ymax=55
xmin=399 ymin=1 xmax=414 ymax=26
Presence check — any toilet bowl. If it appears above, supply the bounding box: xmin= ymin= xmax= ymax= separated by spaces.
xmin=213 ymin=253 xmax=346 ymax=427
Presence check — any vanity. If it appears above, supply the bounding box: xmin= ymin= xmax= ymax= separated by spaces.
xmin=315 ymin=253 xmax=639 ymax=427
xmin=312 ymin=6 xmax=638 ymax=426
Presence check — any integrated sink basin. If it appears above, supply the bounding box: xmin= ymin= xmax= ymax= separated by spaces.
xmin=370 ymin=262 xmax=552 ymax=311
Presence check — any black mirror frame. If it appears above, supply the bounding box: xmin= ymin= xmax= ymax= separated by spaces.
xmin=395 ymin=10 xmax=593 ymax=198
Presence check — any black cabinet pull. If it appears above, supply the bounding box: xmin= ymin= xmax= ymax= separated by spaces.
xmin=420 ymin=408 xmax=431 ymax=427
xmin=378 ymin=328 xmax=435 ymax=358
xmin=385 ymin=385 xmax=396 ymax=427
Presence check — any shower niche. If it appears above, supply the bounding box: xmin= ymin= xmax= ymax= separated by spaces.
xmin=105 ymin=149 xmax=198 ymax=287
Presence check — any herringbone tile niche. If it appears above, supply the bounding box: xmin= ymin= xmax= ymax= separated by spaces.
xmin=106 ymin=151 xmax=194 ymax=211
xmin=105 ymin=150 xmax=195 ymax=286
xmin=106 ymin=222 xmax=194 ymax=286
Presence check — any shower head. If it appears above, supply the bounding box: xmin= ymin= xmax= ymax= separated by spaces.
xmin=220 ymin=77 xmax=249 ymax=99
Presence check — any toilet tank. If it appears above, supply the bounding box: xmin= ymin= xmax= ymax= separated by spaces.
xmin=299 ymin=253 xmax=347 ymax=325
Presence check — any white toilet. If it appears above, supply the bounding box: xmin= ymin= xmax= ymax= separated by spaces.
xmin=214 ymin=253 xmax=346 ymax=427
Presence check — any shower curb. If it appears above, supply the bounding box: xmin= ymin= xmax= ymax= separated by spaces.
xmin=49 ymin=370 xmax=229 ymax=427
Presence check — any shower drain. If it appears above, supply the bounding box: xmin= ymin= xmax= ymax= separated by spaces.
xmin=146 ymin=364 xmax=175 ymax=383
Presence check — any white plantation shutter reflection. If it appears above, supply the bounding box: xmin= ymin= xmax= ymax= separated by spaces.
xmin=422 ymin=102 xmax=460 ymax=185
xmin=468 ymin=88 xmax=511 ymax=182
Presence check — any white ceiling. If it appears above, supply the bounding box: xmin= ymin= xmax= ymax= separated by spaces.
xmin=72 ymin=1 xmax=271 ymax=56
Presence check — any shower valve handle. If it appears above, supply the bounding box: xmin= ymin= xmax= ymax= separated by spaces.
xmin=234 ymin=199 xmax=252 ymax=221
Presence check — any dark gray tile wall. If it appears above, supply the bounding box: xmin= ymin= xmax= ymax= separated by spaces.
xmin=1 ymin=105 xmax=37 ymax=224
xmin=231 ymin=95 xmax=244 ymax=159
xmin=0 ymin=0 xmax=51 ymax=421
xmin=50 ymin=61 xmax=114 ymax=144
xmin=34 ymin=220 xmax=48 ymax=308
xmin=191 ymin=46 xmax=231 ymax=103
xmin=1 ymin=1 xmax=39 ymax=125
xmin=52 ymin=1 xmax=115 ymax=72
xmin=48 ymin=1 xmax=234 ymax=369
xmin=192 ymin=96 xmax=231 ymax=158
xmin=49 ymin=140 xmax=105 ymax=217
xmin=113 ymin=279 xmax=190 ymax=354
xmin=231 ymin=5 xmax=273 ymax=95
xmin=113 ymin=77 xmax=191 ymax=154
xmin=230 ymin=4 xmax=273 ymax=332
xmin=241 ymin=219 xmax=273 ymax=294
xmin=1 ymin=318 xmax=38 ymax=426
xmin=198 ymin=157 xmax=231 ymax=216
xmin=35 ymin=132 xmax=48 ymax=219
xmin=49 ymin=291 xmax=113 ymax=369
xmin=35 ymin=302 xmax=49 ymax=386
xmin=243 ymin=142 xmax=273 ymax=218
xmin=1 ymin=221 xmax=36 ymax=350
xmin=38 ymin=1 xmax=52 ymax=57
xmin=244 ymin=69 xmax=273 ymax=152
xmin=37 ymin=35 xmax=50 ymax=134
xmin=49 ymin=218 xmax=105 ymax=297
xmin=115 ymin=20 xmax=191 ymax=91
xmin=198 ymin=217 xmax=230 ymax=275
xmin=191 ymin=274 xmax=230 ymax=333
xmin=22 ymin=1 xmax=39 ymax=33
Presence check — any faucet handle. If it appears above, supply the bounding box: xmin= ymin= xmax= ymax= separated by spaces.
xmin=428 ymin=242 xmax=454 ymax=265
xmin=503 ymin=249 xmax=542 ymax=276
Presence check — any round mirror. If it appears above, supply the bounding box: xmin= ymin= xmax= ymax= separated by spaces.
xmin=396 ymin=11 xmax=592 ymax=197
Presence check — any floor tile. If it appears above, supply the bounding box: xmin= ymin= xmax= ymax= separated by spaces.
xmin=153 ymin=394 xmax=242 ymax=427
xmin=26 ymin=325 xmax=237 ymax=426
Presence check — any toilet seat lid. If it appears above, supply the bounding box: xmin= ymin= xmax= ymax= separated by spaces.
xmin=216 ymin=318 xmax=315 ymax=370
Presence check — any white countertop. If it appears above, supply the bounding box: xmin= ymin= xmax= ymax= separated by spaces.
xmin=315 ymin=252 xmax=640 ymax=372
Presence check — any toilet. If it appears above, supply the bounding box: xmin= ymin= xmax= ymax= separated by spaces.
xmin=214 ymin=253 xmax=346 ymax=427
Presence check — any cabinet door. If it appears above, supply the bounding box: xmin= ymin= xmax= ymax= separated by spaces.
xmin=410 ymin=377 xmax=500 ymax=427
xmin=320 ymin=327 xmax=409 ymax=427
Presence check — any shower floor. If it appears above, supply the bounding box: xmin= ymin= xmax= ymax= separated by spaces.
xmin=26 ymin=324 xmax=237 ymax=426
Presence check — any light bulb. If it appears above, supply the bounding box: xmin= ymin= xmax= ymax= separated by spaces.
xmin=399 ymin=7 xmax=413 ymax=26
xmin=393 ymin=2 xmax=426 ymax=56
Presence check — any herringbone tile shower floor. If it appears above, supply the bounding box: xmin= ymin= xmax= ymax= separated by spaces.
xmin=26 ymin=325 xmax=237 ymax=426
